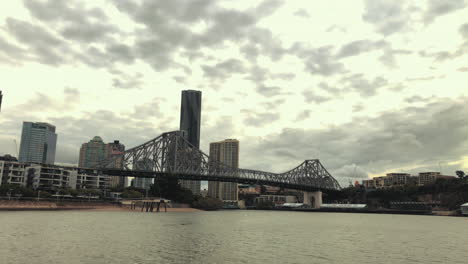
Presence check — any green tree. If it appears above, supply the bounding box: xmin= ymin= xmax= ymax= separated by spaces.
xmin=456 ymin=170 xmax=465 ymax=179
xmin=191 ymin=196 xmax=223 ymax=210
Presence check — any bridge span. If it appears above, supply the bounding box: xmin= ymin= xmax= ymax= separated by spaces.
xmin=94 ymin=131 xmax=341 ymax=194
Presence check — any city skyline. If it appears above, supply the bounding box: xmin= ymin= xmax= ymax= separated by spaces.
xmin=0 ymin=1 xmax=468 ymax=185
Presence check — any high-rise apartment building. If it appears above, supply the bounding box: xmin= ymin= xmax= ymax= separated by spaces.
xmin=18 ymin=122 xmax=57 ymax=164
xmin=78 ymin=136 xmax=107 ymax=168
xmin=79 ymin=138 xmax=126 ymax=187
xmin=179 ymin=90 xmax=202 ymax=195
xmin=208 ymin=139 xmax=239 ymax=202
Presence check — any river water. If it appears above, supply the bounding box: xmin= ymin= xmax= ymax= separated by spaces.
xmin=0 ymin=210 xmax=467 ymax=264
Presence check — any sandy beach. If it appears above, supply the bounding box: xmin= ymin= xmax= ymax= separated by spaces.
xmin=0 ymin=200 xmax=202 ymax=212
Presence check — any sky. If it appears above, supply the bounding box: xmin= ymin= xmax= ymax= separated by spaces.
xmin=0 ymin=0 xmax=468 ymax=186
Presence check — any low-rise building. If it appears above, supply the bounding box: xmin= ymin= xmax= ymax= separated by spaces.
xmin=254 ymin=195 xmax=297 ymax=205
xmin=25 ymin=164 xmax=77 ymax=190
xmin=0 ymin=155 xmax=27 ymax=186
xmin=362 ymin=172 xmax=457 ymax=189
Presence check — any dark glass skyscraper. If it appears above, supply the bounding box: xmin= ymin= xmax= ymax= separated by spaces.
xmin=180 ymin=90 xmax=202 ymax=148
xmin=179 ymin=90 xmax=202 ymax=194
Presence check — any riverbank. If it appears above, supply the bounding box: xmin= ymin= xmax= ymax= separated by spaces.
xmin=0 ymin=200 xmax=201 ymax=212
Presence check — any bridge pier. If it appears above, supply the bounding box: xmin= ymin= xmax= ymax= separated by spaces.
xmin=303 ymin=191 xmax=322 ymax=209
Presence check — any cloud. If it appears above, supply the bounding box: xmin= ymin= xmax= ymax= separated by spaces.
xmin=111 ymin=72 xmax=143 ymax=89
xmin=362 ymin=0 xmax=411 ymax=36
xmin=242 ymin=110 xmax=280 ymax=127
xmin=459 ymin=23 xmax=468 ymax=39
xmin=256 ymin=85 xmax=282 ymax=97
xmin=292 ymin=44 xmax=346 ymax=76
xmin=295 ymin=110 xmax=311 ymax=121
xmin=340 ymin=74 xmax=389 ymax=97
xmin=423 ymin=0 xmax=466 ymax=24
xmin=336 ymin=40 xmax=386 ymax=58
xmin=457 ymin=67 xmax=468 ymax=72
xmin=202 ymin=59 xmax=246 ymax=81
xmin=302 ymin=90 xmax=331 ymax=104
xmin=294 ymin=9 xmax=310 ymax=18
xmin=5 ymin=18 xmax=71 ymax=65
xmin=244 ymin=97 xmax=468 ymax=183
xmin=24 ymin=0 xmax=120 ymax=42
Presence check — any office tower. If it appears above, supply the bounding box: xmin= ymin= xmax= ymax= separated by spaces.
xmin=179 ymin=90 xmax=202 ymax=194
xmin=78 ymin=136 xmax=107 ymax=168
xmin=106 ymin=140 xmax=126 ymax=188
xmin=18 ymin=122 xmax=57 ymax=164
xmin=208 ymin=139 xmax=239 ymax=202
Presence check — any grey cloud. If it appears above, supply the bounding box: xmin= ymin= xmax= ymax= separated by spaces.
xmin=379 ymin=48 xmax=413 ymax=68
xmin=352 ymin=104 xmax=364 ymax=112
xmin=202 ymin=59 xmax=246 ymax=81
xmin=256 ymin=85 xmax=282 ymax=98
xmin=127 ymin=98 xmax=165 ymax=120
xmin=112 ymin=72 xmax=143 ymax=90
xmin=457 ymin=67 xmax=468 ymax=72
xmin=340 ymin=74 xmax=389 ymax=97
xmin=242 ymin=110 xmax=280 ymax=127
xmin=419 ymin=45 xmax=468 ymax=62
xmin=24 ymin=0 xmax=119 ymax=42
xmin=292 ymin=44 xmax=346 ymax=76
xmin=423 ymin=0 xmax=466 ymax=24
xmin=295 ymin=110 xmax=311 ymax=121
xmin=362 ymin=0 xmax=411 ymax=36
xmin=406 ymin=75 xmax=444 ymax=82
xmin=336 ymin=40 xmax=386 ymax=58
xmin=405 ymin=95 xmax=432 ymax=103
xmin=262 ymin=98 xmax=286 ymax=111
xmin=459 ymin=23 xmax=468 ymax=39
xmin=245 ymin=98 xmax=468 ymax=183
xmin=5 ymin=18 xmax=71 ymax=65
xmin=302 ymin=90 xmax=331 ymax=104
xmin=294 ymin=9 xmax=310 ymax=18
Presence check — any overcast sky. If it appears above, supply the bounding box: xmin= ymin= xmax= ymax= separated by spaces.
xmin=1 ymin=0 xmax=467 ymax=186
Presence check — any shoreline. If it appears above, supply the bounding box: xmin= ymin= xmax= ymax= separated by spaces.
xmin=0 ymin=200 xmax=202 ymax=212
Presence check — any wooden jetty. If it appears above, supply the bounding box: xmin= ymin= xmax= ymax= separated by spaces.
xmin=122 ymin=199 xmax=170 ymax=213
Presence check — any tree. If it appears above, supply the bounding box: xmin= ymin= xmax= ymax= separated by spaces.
xmin=456 ymin=170 xmax=465 ymax=179
xmin=121 ymin=189 xmax=143 ymax=199
xmin=191 ymin=196 xmax=223 ymax=210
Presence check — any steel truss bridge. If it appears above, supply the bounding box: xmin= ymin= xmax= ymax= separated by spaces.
xmin=96 ymin=131 xmax=341 ymax=192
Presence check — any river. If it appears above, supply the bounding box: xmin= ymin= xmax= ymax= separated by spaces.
xmin=0 ymin=210 xmax=466 ymax=264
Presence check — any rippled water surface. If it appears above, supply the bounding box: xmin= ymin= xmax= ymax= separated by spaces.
xmin=1 ymin=210 xmax=467 ymax=264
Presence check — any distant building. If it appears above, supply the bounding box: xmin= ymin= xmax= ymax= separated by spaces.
xmin=238 ymin=184 xmax=260 ymax=195
xmin=208 ymin=139 xmax=239 ymax=203
xmin=362 ymin=172 xmax=456 ymax=189
xmin=105 ymin=140 xmax=126 ymax=188
xmin=79 ymin=136 xmax=107 ymax=168
xmin=0 ymin=90 xmax=3 ymax=111
xmin=18 ymin=122 xmax=57 ymax=164
xmin=255 ymin=195 xmax=297 ymax=205
xmin=179 ymin=90 xmax=202 ymax=195
xmin=133 ymin=159 xmax=153 ymax=190
xmin=79 ymin=137 xmax=126 ymax=188
xmin=0 ymin=155 xmax=26 ymax=186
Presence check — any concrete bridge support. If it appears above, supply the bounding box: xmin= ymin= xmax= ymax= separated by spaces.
xmin=303 ymin=191 xmax=322 ymax=209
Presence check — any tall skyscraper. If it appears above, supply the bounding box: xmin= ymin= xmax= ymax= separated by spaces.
xmin=78 ymin=136 xmax=107 ymax=168
xmin=0 ymin=90 xmax=3 ymax=112
xmin=208 ymin=139 xmax=239 ymax=202
xmin=18 ymin=122 xmax=57 ymax=164
xmin=179 ymin=90 xmax=202 ymax=195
